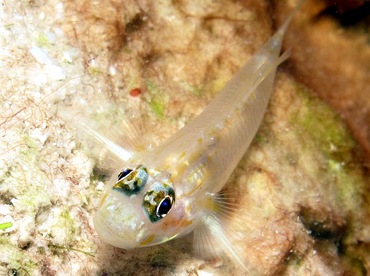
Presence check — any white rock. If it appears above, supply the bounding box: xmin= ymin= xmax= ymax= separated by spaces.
xmin=29 ymin=46 xmax=53 ymax=65
xmin=0 ymin=205 xmax=10 ymax=215
xmin=45 ymin=64 xmax=66 ymax=80
xmin=53 ymin=178 xmax=71 ymax=198
xmin=29 ymin=127 xmax=49 ymax=145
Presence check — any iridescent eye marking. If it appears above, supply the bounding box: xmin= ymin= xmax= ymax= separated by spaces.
xmin=113 ymin=165 xmax=148 ymax=195
xmin=143 ymin=182 xmax=175 ymax=223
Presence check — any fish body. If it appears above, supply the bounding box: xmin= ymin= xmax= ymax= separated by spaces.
xmin=92 ymin=1 xmax=304 ymax=270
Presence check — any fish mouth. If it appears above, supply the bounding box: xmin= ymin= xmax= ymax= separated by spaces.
xmin=93 ymin=210 xmax=143 ymax=249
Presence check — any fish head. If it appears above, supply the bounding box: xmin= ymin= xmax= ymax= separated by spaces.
xmin=93 ymin=164 xmax=195 ymax=248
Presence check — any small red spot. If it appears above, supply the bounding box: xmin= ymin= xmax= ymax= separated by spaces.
xmin=130 ymin=88 xmax=142 ymax=97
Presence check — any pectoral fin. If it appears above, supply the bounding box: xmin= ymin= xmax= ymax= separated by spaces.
xmin=193 ymin=193 xmax=259 ymax=274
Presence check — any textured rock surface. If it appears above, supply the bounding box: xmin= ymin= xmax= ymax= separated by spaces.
xmin=0 ymin=0 xmax=369 ymax=275
xmin=275 ymin=0 xmax=370 ymax=163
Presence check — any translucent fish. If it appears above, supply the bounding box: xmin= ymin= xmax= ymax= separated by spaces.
xmin=84 ymin=0 xmax=306 ymax=272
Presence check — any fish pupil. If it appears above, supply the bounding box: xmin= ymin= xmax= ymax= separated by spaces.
xmin=117 ymin=168 xmax=132 ymax=181
xmin=157 ymin=197 xmax=172 ymax=218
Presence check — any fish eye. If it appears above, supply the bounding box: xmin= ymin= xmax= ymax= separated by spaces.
xmin=156 ymin=196 xmax=173 ymax=218
xmin=117 ymin=168 xmax=133 ymax=181
xmin=113 ymin=165 xmax=148 ymax=196
xmin=143 ymin=182 xmax=175 ymax=223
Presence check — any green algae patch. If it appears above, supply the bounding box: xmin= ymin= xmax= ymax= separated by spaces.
xmin=253 ymin=132 xmax=270 ymax=146
xmin=5 ymin=137 xmax=52 ymax=213
xmin=145 ymin=80 xmax=167 ymax=118
xmin=280 ymin=81 xmax=370 ymax=272
xmin=35 ymin=34 xmax=51 ymax=48
xmin=291 ymin=85 xmax=355 ymax=164
xmin=0 ymin=241 xmax=37 ymax=275
xmin=254 ymin=133 xmax=264 ymax=144
xmin=290 ymin=85 xmax=366 ymax=209
xmin=60 ymin=210 xmax=76 ymax=237
xmin=179 ymin=81 xmax=203 ymax=96
xmin=49 ymin=244 xmax=95 ymax=257
xmin=88 ymin=67 xmax=103 ymax=76
xmin=149 ymin=97 xmax=165 ymax=118
xmin=0 ymin=222 xmax=13 ymax=231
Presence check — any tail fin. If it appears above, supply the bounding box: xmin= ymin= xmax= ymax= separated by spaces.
xmin=275 ymin=0 xmax=306 ymax=37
